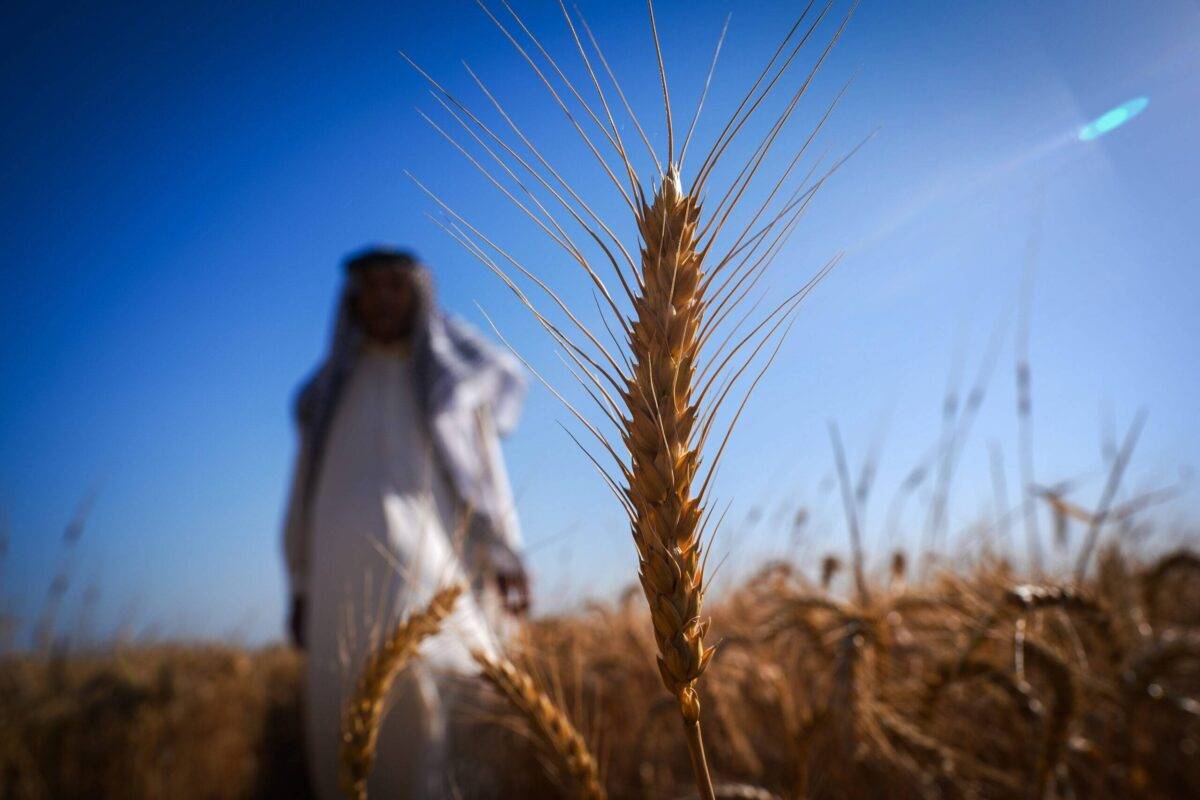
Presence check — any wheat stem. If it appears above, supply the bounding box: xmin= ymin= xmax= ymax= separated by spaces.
xmin=682 ymin=718 xmax=717 ymax=800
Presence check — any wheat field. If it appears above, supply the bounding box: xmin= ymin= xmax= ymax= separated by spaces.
xmin=3 ymin=546 xmax=1199 ymax=798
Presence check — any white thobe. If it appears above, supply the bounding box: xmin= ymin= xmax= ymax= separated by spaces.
xmin=303 ymin=345 xmax=500 ymax=800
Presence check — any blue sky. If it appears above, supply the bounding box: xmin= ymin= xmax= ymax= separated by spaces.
xmin=2 ymin=0 xmax=1197 ymax=645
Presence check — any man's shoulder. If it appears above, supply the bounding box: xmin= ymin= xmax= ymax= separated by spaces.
xmin=438 ymin=314 xmax=492 ymax=360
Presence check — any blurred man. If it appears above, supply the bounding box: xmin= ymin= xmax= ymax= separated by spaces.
xmin=281 ymin=247 xmax=528 ymax=799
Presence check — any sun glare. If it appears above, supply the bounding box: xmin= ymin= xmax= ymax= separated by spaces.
xmin=1079 ymin=96 xmax=1149 ymax=141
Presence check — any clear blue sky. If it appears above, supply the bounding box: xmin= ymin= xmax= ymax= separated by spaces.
xmin=2 ymin=1 xmax=1197 ymax=645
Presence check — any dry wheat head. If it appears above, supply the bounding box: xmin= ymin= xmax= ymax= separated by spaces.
xmin=626 ymin=166 xmax=713 ymax=724
xmin=473 ymin=649 xmax=606 ymax=800
xmin=339 ymin=582 xmax=464 ymax=800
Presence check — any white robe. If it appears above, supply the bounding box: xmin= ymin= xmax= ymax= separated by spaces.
xmin=303 ymin=345 xmax=501 ymax=800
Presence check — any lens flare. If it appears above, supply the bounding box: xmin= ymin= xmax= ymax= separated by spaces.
xmin=1079 ymin=97 xmax=1149 ymax=141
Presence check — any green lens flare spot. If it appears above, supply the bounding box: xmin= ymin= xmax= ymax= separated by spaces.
xmin=1079 ymin=97 xmax=1149 ymax=141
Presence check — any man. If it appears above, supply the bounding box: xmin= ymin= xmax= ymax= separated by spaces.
xmin=281 ymin=247 xmax=529 ymax=799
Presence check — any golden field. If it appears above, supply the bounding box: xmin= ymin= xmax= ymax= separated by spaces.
xmin=3 ymin=544 xmax=1198 ymax=799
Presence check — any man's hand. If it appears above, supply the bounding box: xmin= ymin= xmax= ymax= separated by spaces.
xmin=496 ymin=565 xmax=531 ymax=616
xmin=288 ymin=595 xmax=307 ymax=649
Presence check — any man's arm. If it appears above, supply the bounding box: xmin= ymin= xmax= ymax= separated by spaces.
xmin=473 ymin=406 xmax=530 ymax=615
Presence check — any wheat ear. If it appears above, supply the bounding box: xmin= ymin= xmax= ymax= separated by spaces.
xmin=473 ymin=649 xmax=606 ymax=800
xmin=339 ymin=582 xmax=464 ymax=800
xmin=1142 ymin=548 xmax=1200 ymax=624
xmin=623 ymin=166 xmax=718 ymax=798
xmin=919 ymin=656 xmax=1039 ymax=727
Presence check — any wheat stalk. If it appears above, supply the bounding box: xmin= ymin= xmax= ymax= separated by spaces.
xmin=338 ymin=582 xmax=464 ymax=800
xmin=1074 ymin=408 xmax=1148 ymax=582
xmin=1020 ymin=638 xmax=1075 ymax=798
xmin=405 ymin=4 xmax=858 ymax=796
xmin=473 ymin=649 xmax=606 ymax=800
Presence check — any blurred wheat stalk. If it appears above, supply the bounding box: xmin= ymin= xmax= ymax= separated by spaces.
xmin=473 ymin=649 xmax=606 ymax=799
xmin=339 ymin=582 xmax=463 ymax=800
